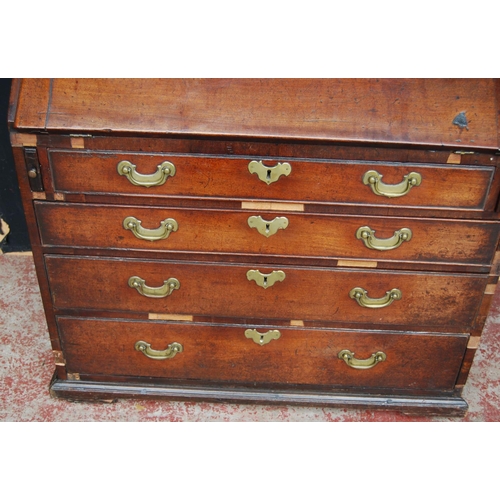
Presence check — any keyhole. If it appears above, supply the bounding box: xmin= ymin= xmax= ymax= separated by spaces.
xmin=263 ymin=276 xmax=268 ymax=288
xmin=266 ymin=169 xmax=271 ymax=181
xmin=259 ymin=335 xmax=264 ymax=344
xmin=265 ymin=223 xmax=270 ymax=234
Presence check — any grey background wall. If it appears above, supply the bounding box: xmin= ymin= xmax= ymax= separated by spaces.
xmin=0 ymin=78 xmax=30 ymax=252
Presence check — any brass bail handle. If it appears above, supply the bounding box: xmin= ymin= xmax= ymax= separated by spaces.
xmin=135 ymin=340 xmax=183 ymax=360
xmin=248 ymin=160 xmax=292 ymax=185
xmin=338 ymin=349 xmax=387 ymax=369
xmin=123 ymin=216 xmax=178 ymax=241
xmin=117 ymin=160 xmax=176 ymax=187
xmin=356 ymin=226 xmax=412 ymax=251
xmin=363 ymin=170 xmax=421 ymax=198
xmin=128 ymin=276 xmax=180 ymax=298
xmin=349 ymin=287 xmax=402 ymax=309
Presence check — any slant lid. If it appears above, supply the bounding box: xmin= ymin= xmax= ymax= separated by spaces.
xmin=12 ymin=78 xmax=500 ymax=150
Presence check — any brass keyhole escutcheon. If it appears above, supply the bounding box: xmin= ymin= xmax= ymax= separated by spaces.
xmin=248 ymin=216 xmax=289 ymax=237
xmin=244 ymin=329 xmax=281 ymax=346
xmin=248 ymin=160 xmax=292 ymax=185
xmin=247 ymin=270 xmax=286 ymax=289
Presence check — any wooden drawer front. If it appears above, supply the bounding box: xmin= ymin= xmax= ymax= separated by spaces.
xmin=35 ymin=202 xmax=500 ymax=267
xmin=46 ymin=256 xmax=487 ymax=331
xmin=57 ymin=317 xmax=468 ymax=392
xmin=48 ymin=151 xmax=494 ymax=210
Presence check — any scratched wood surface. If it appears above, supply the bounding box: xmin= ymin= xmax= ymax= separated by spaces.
xmin=12 ymin=78 xmax=499 ymax=149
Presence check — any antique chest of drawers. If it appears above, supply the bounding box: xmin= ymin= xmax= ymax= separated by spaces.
xmin=9 ymin=78 xmax=500 ymax=416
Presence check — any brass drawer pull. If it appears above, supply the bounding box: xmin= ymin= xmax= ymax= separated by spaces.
xmin=248 ymin=215 xmax=289 ymax=237
xmin=363 ymin=170 xmax=421 ymax=198
xmin=123 ymin=216 xmax=178 ymax=241
xmin=245 ymin=329 xmax=281 ymax=346
xmin=248 ymin=160 xmax=292 ymax=185
xmin=338 ymin=349 xmax=386 ymax=370
xmin=135 ymin=340 xmax=183 ymax=360
xmin=247 ymin=269 xmax=286 ymax=289
xmin=117 ymin=160 xmax=176 ymax=187
xmin=128 ymin=276 xmax=180 ymax=298
xmin=349 ymin=287 xmax=402 ymax=308
xmin=356 ymin=226 xmax=412 ymax=251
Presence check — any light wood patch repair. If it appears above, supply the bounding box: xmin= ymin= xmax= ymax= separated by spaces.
xmin=53 ymin=350 xmax=66 ymax=366
xmin=446 ymin=153 xmax=461 ymax=164
xmin=337 ymin=260 xmax=378 ymax=268
xmin=149 ymin=313 xmax=193 ymax=321
xmin=10 ymin=133 xmax=37 ymax=147
xmin=70 ymin=137 xmax=85 ymax=149
xmin=241 ymin=201 xmax=304 ymax=212
xmin=467 ymin=337 xmax=481 ymax=349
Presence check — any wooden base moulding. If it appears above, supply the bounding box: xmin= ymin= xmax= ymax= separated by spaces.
xmin=49 ymin=376 xmax=469 ymax=417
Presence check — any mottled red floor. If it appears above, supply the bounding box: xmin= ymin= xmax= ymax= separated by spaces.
xmin=1 ymin=252 xmax=499 ymax=421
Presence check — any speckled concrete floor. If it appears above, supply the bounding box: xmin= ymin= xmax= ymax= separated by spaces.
xmin=1 ymin=252 xmax=499 ymax=421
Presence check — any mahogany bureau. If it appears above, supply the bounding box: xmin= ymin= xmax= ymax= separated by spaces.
xmin=9 ymin=78 xmax=500 ymax=416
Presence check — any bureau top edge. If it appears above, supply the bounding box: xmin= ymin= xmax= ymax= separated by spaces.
xmin=9 ymin=78 xmax=500 ymax=152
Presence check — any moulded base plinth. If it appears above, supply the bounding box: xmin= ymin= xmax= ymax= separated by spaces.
xmin=49 ymin=375 xmax=468 ymax=417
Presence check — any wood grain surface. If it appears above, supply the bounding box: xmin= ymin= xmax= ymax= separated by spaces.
xmin=45 ymin=255 xmax=488 ymax=331
xmin=35 ymin=202 xmax=500 ymax=266
xmin=46 ymin=150 xmax=496 ymax=210
xmin=57 ymin=316 xmax=468 ymax=391
xmin=13 ymin=79 xmax=499 ymax=149
xmin=10 ymin=78 xmax=500 ymax=413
